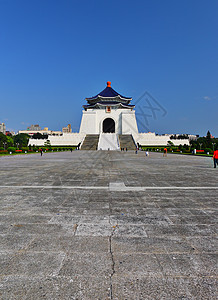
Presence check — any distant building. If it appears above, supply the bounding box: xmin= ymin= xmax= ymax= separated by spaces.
xmin=62 ymin=124 xmax=72 ymax=133
xmin=6 ymin=130 xmax=15 ymax=136
xmin=27 ymin=124 xmax=41 ymax=131
xmin=19 ymin=127 xmax=62 ymax=136
xmin=188 ymin=135 xmax=199 ymax=141
xmin=0 ymin=123 xmax=6 ymax=134
xmin=168 ymin=134 xmax=198 ymax=141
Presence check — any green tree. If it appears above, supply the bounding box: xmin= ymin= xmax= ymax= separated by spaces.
xmin=32 ymin=132 xmax=48 ymax=139
xmin=167 ymin=140 xmax=174 ymax=146
xmin=44 ymin=140 xmax=51 ymax=149
xmin=206 ymin=130 xmax=212 ymax=147
xmin=0 ymin=132 xmax=7 ymax=147
xmin=6 ymin=136 xmax=14 ymax=147
xmin=14 ymin=133 xmax=30 ymax=148
xmin=206 ymin=130 xmax=211 ymax=140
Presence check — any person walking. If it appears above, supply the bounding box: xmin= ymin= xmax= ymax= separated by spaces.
xmin=40 ymin=148 xmax=43 ymax=156
xmin=213 ymin=148 xmax=218 ymax=168
xmin=163 ymin=148 xmax=167 ymax=157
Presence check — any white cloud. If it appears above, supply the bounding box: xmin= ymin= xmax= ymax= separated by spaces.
xmin=203 ymin=96 xmax=211 ymax=101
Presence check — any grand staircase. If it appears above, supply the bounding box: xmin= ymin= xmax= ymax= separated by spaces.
xmin=80 ymin=134 xmax=136 ymax=150
xmin=119 ymin=134 xmax=136 ymax=150
xmin=80 ymin=135 xmax=99 ymax=150
xmin=98 ymin=133 xmax=120 ymax=150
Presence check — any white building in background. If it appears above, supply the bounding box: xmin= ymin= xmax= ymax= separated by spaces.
xmin=27 ymin=124 xmax=41 ymax=131
xmin=19 ymin=126 xmax=62 ymax=136
xmin=62 ymin=124 xmax=72 ymax=133
xmin=0 ymin=123 xmax=6 ymax=134
xmin=28 ymin=82 xmax=190 ymax=149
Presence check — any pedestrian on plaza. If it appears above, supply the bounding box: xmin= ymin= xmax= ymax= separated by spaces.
xmin=40 ymin=148 xmax=43 ymax=156
xmin=70 ymin=148 xmax=72 ymax=152
xmin=163 ymin=148 xmax=167 ymax=157
xmin=135 ymin=147 xmax=138 ymax=154
xmin=145 ymin=151 xmax=149 ymax=156
xmin=213 ymin=148 xmax=218 ymax=168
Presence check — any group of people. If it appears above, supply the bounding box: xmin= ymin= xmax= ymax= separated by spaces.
xmin=136 ymin=148 xmax=167 ymax=157
xmin=39 ymin=148 xmax=74 ymax=156
xmin=37 ymin=145 xmax=218 ymax=169
xmin=134 ymin=146 xmax=218 ymax=169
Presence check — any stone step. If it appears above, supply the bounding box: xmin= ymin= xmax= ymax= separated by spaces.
xmin=119 ymin=134 xmax=136 ymax=150
xmin=80 ymin=135 xmax=99 ymax=150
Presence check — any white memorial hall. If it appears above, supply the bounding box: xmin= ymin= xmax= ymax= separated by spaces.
xmin=29 ymin=82 xmax=189 ymax=149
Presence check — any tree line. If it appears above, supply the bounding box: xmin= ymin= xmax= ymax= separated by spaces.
xmin=0 ymin=130 xmax=217 ymax=154
xmin=190 ymin=131 xmax=218 ymax=153
xmin=0 ymin=133 xmax=30 ymax=149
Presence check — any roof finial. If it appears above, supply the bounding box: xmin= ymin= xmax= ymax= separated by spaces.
xmin=107 ymin=81 xmax=111 ymax=87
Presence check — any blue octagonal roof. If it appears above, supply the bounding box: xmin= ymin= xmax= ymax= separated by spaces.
xmin=86 ymin=82 xmax=132 ymax=101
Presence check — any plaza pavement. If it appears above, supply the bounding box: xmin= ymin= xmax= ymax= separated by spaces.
xmin=0 ymin=151 xmax=217 ymax=299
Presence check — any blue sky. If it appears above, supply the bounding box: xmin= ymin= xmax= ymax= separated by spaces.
xmin=0 ymin=0 xmax=217 ymax=136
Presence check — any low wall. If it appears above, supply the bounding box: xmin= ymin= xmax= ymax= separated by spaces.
xmin=28 ymin=133 xmax=85 ymax=146
xmin=135 ymin=133 xmax=190 ymax=146
xmin=29 ymin=132 xmax=190 ymax=147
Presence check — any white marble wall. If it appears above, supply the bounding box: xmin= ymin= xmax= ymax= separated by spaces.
xmin=135 ymin=132 xmax=190 ymax=146
xmin=28 ymin=133 xmax=85 ymax=146
xmin=79 ymin=107 xmax=138 ymax=135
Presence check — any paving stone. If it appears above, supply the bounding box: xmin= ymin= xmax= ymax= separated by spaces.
xmin=9 ymin=223 xmax=73 ymax=235
xmin=0 ymin=234 xmax=34 ymax=251
xmin=112 ymin=275 xmax=191 ymax=300
xmin=0 ymin=214 xmax=52 ymax=225
xmin=110 ymin=215 xmax=172 ymax=225
xmin=0 ymin=252 xmax=65 ymax=276
xmin=28 ymin=236 xmax=109 ymax=253
xmin=169 ymin=215 xmax=217 ymax=225
xmin=112 ymin=236 xmax=195 ymax=254
xmin=114 ymin=253 xmax=163 ymax=276
xmin=145 ymin=224 xmax=217 ymax=237
xmin=75 ymin=223 xmax=112 ymax=236
xmin=112 ymin=275 xmax=217 ymax=300
xmin=113 ymin=225 xmax=148 ymax=237
xmin=186 ymin=236 xmax=218 ymax=252
xmin=59 ymin=253 xmax=112 ymax=277
xmin=156 ymin=253 xmax=218 ymax=277
xmin=0 ymin=151 xmax=217 ymax=298
xmin=0 ymin=275 xmax=111 ymax=300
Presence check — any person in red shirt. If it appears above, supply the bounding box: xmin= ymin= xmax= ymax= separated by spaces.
xmin=213 ymin=149 xmax=218 ymax=168
xmin=163 ymin=148 xmax=167 ymax=157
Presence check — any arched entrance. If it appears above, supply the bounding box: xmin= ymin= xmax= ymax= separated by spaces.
xmin=103 ymin=118 xmax=115 ymax=133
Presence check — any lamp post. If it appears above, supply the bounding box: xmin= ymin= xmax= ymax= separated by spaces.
xmin=3 ymin=142 xmax=7 ymax=150
xmin=212 ymin=143 xmax=216 ymax=152
xmin=199 ymin=143 xmax=202 ymax=150
xmin=16 ymin=142 xmax=19 ymax=149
